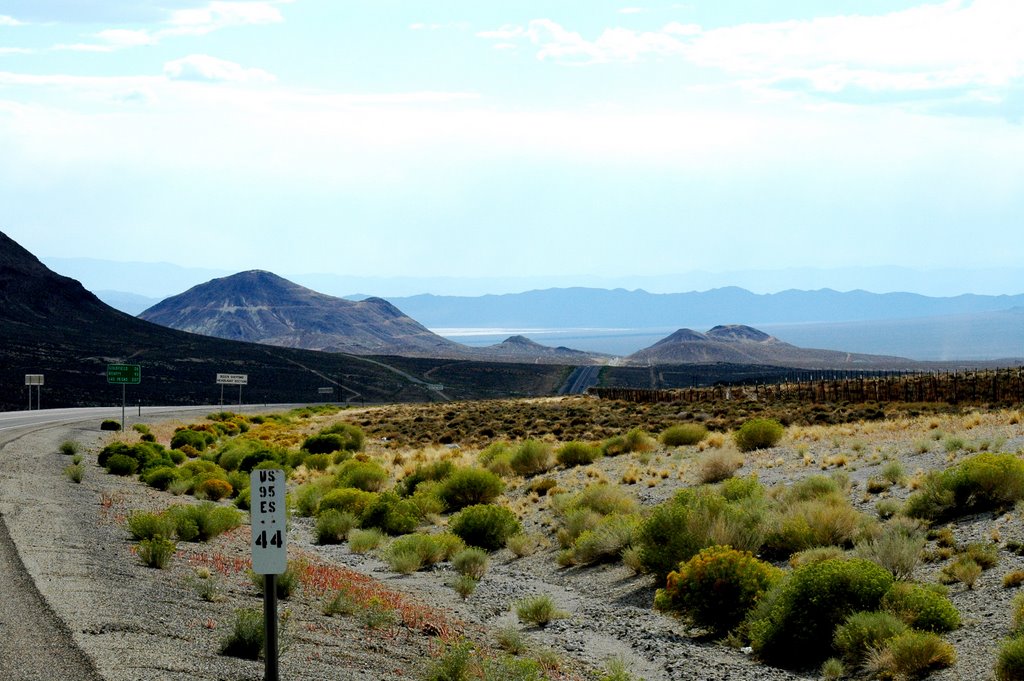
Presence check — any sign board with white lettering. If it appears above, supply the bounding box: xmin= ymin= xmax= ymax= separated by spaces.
xmin=24 ymin=374 xmax=44 ymax=386
xmin=249 ymin=469 xmax=287 ymax=575
xmin=107 ymin=364 xmax=141 ymax=384
xmin=217 ymin=373 xmax=248 ymax=385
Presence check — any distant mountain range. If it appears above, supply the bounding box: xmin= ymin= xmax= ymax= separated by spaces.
xmin=138 ymin=271 xmax=609 ymax=365
xmin=387 ymin=287 xmax=1024 ymax=328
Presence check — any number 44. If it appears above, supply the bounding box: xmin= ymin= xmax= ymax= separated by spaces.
xmin=255 ymin=530 xmax=283 ymax=549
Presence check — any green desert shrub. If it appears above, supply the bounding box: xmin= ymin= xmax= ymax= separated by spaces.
xmin=699 ymin=450 xmax=743 ymax=484
xmin=864 ymin=630 xmax=955 ymax=679
xmin=904 ymin=452 xmax=1024 ymax=521
xmin=556 ymin=508 xmax=601 ymax=549
xmin=880 ymin=582 xmax=960 ymax=633
xmin=748 ymin=558 xmax=895 ymax=667
xmin=478 ymin=442 xmax=515 ymax=477
xmin=655 ymin=545 xmax=781 ymax=634
xmin=733 ymin=418 xmax=784 ymax=452
xmin=832 ymin=610 xmax=907 ymax=666
xmin=449 ymin=504 xmax=521 ymax=551
xmin=623 ymin=428 xmax=656 ymax=453
xmin=320 ymin=422 xmax=365 ymax=452
xmin=238 ymin=446 xmax=288 ymax=473
xmin=940 ymin=555 xmax=983 ymax=588
xmin=59 ymin=440 xmax=79 ymax=456
xmin=141 ymin=466 xmax=182 ymax=491
xmin=566 ymin=514 xmax=640 ymax=566
xmin=385 ymin=534 xmax=444 ymax=574
xmin=660 ymin=424 xmax=708 ymax=447
xmin=515 ymin=594 xmax=567 ymax=628
xmin=219 ymin=608 xmax=264 ymax=660
xmin=127 ymin=510 xmax=176 ymax=540
xmin=510 ymin=440 xmax=553 ymax=477
xmin=601 ymin=435 xmax=629 ymax=457
xmin=335 ymin=459 xmax=388 ymax=492
xmin=293 ymin=481 xmax=327 ymax=517
xmin=214 ymin=438 xmax=265 ymax=471
xmin=359 ymin=491 xmax=420 ymax=535
xmin=169 ymin=502 xmax=242 ymax=542
xmin=763 ymin=495 xmax=866 ymax=558
xmin=555 ymin=441 xmax=601 ymax=467
xmin=100 ymin=419 xmax=121 ymax=431
xmin=303 ymin=453 xmax=332 ymax=471
xmin=302 ymin=433 xmax=349 ymax=455
xmin=452 ymin=573 xmax=475 ymax=602
xmin=562 ymin=483 xmax=637 ymax=517
xmin=452 ymin=547 xmax=489 ymax=580
xmin=996 ymin=636 xmax=1024 ymax=681
xmin=195 ymin=478 xmax=233 ymax=501
xmin=137 ymin=537 xmax=176 ymax=569
xmin=105 ymin=453 xmax=138 ymax=476
xmin=637 ymin=487 xmax=767 ymax=581
xmin=315 ymin=509 xmax=359 ymax=545
xmin=320 ymin=487 xmax=377 ymax=518
xmin=853 ymin=519 xmax=927 ymax=580
xmin=348 ymin=528 xmax=385 ymax=553
xmin=170 ymin=428 xmax=211 ymax=452
xmin=64 ymin=463 xmax=84 ymax=483
xmin=399 ymin=460 xmax=455 ymax=496
xmin=437 ymin=467 xmax=504 ymax=511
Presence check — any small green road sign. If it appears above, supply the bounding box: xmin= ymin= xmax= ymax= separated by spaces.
xmin=107 ymin=364 xmax=141 ymax=384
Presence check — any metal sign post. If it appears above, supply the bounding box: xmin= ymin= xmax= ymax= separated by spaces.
xmin=217 ymin=373 xmax=248 ymax=407
xmin=250 ymin=469 xmax=286 ymax=681
xmin=107 ymin=364 xmax=141 ymax=430
xmin=24 ymin=374 xmax=43 ymax=410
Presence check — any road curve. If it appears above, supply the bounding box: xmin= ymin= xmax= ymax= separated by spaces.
xmin=0 ymin=405 xmax=300 ymax=680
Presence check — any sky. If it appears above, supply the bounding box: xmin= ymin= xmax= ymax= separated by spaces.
xmin=1 ymin=1 xmax=1023 ymax=296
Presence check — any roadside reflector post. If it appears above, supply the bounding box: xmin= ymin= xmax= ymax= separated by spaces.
xmin=250 ymin=469 xmax=286 ymax=681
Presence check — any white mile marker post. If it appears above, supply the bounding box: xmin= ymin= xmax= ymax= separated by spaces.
xmin=250 ymin=469 xmax=286 ymax=680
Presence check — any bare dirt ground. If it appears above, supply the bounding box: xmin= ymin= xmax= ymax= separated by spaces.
xmin=1 ymin=400 xmax=1023 ymax=680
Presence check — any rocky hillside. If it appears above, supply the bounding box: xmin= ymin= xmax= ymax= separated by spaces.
xmin=139 ymin=270 xmax=467 ymax=358
xmin=0 ymin=231 xmax=568 ymax=408
xmin=627 ymin=324 xmax=916 ymax=369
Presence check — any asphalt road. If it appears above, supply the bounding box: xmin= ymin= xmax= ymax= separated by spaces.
xmin=559 ymin=365 xmax=603 ymax=395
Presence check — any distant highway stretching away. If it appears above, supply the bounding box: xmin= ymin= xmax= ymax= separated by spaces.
xmin=559 ymin=365 xmax=602 ymax=395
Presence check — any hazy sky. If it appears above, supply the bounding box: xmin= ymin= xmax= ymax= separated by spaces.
xmin=2 ymin=1 xmax=1023 ymax=293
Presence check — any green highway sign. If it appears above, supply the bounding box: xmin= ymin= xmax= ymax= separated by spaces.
xmin=107 ymin=364 xmax=141 ymax=384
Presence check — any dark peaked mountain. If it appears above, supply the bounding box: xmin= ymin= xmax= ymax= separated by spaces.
xmin=627 ymin=325 xmax=916 ymax=369
xmin=0 ymin=231 xmax=568 ymax=409
xmin=139 ymin=271 xmax=466 ymax=357
xmin=139 ymin=271 xmax=610 ymax=364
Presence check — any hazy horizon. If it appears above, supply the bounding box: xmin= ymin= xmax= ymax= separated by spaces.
xmin=41 ymin=255 xmax=1024 ymax=300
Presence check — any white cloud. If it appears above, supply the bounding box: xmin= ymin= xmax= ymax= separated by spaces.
xmin=0 ymin=15 xmax=24 ymax=26
xmin=164 ymin=1 xmax=285 ymax=37
xmin=480 ymin=1 xmax=1024 ymax=101
xmin=95 ymin=29 xmax=158 ymax=48
xmin=0 ymin=47 xmax=32 ymax=55
xmin=163 ymin=54 xmax=275 ymax=82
